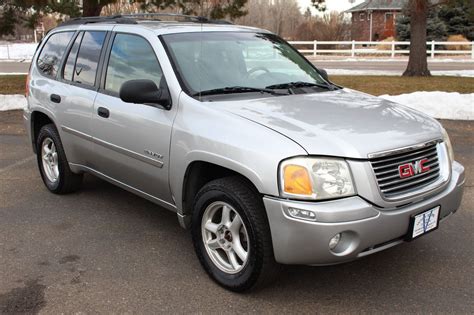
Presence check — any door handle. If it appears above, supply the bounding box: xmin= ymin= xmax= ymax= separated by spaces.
xmin=97 ymin=107 xmax=110 ymax=118
xmin=50 ymin=94 xmax=61 ymax=103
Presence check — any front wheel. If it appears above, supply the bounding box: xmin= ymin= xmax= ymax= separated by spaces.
xmin=191 ymin=177 xmax=279 ymax=292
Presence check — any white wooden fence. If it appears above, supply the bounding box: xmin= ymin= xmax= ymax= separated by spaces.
xmin=0 ymin=40 xmax=473 ymax=60
xmin=288 ymin=40 xmax=474 ymax=59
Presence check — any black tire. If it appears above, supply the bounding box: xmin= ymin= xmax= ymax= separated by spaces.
xmin=191 ymin=176 xmax=279 ymax=292
xmin=36 ymin=124 xmax=83 ymax=194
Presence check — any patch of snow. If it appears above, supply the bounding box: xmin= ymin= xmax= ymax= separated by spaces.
xmin=327 ymin=69 xmax=474 ymax=77
xmin=327 ymin=69 xmax=400 ymax=76
xmin=431 ymin=70 xmax=474 ymax=77
xmin=0 ymin=59 xmax=30 ymax=63
xmin=1 ymin=91 xmax=472 ymax=121
xmin=379 ymin=92 xmax=474 ymax=120
xmin=0 ymin=43 xmax=38 ymax=60
xmin=0 ymin=72 xmax=28 ymax=75
xmin=311 ymin=58 xmax=474 ymax=63
xmin=0 ymin=94 xmax=27 ymax=111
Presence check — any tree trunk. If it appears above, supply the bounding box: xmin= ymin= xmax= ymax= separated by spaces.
xmin=82 ymin=1 xmax=105 ymax=17
xmin=403 ymin=0 xmax=431 ymax=76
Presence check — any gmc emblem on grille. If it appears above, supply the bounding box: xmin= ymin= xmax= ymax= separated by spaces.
xmin=398 ymin=158 xmax=430 ymax=178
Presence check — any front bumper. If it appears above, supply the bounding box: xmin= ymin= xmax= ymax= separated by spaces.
xmin=264 ymin=161 xmax=465 ymax=265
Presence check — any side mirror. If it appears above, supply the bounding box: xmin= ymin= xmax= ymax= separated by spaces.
xmin=319 ymin=68 xmax=329 ymax=81
xmin=119 ymin=79 xmax=171 ymax=109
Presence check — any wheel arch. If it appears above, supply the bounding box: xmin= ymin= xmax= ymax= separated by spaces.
xmin=179 ymin=158 xmax=264 ymax=229
xmin=30 ymin=110 xmax=57 ymax=154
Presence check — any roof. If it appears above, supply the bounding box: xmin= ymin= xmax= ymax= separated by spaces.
xmin=55 ymin=13 xmax=266 ymax=35
xmin=346 ymin=0 xmax=407 ymax=12
xmin=140 ymin=21 xmax=266 ymax=35
xmin=59 ymin=14 xmax=234 ymax=27
xmin=55 ymin=20 xmax=266 ymax=36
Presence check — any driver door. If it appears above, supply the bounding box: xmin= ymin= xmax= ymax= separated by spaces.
xmin=90 ymin=32 xmax=176 ymax=205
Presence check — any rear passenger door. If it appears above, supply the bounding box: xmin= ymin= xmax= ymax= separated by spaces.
xmin=55 ymin=29 xmax=108 ymax=167
xmin=31 ymin=30 xmax=75 ymax=142
xmin=90 ymin=32 xmax=176 ymax=206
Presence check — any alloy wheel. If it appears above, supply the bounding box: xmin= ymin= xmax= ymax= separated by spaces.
xmin=201 ymin=201 xmax=250 ymax=274
xmin=41 ymin=137 xmax=59 ymax=183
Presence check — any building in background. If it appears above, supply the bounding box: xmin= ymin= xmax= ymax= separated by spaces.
xmin=347 ymin=0 xmax=406 ymax=41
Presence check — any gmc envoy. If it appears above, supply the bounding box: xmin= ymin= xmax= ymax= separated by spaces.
xmin=24 ymin=14 xmax=465 ymax=291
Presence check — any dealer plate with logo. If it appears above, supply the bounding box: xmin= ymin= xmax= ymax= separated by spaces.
xmin=409 ymin=206 xmax=440 ymax=240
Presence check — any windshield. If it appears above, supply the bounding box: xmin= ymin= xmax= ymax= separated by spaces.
xmin=161 ymin=32 xmax=330 ymax=97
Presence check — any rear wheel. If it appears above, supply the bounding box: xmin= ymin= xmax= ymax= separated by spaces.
xmin=191 ymin=176 xmax=279 ymax=292
xmin=36 ymin=124 xmax=83 ymax=194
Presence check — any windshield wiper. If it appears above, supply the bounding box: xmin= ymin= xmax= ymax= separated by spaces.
xmin=192 ymin=86 xmax=289 ymax=97
xmin=266 ymin=81 xmax=334 ymax=91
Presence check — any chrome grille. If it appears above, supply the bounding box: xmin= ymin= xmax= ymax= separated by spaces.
xmin=370 ymin=142 xmax=440 ymax=199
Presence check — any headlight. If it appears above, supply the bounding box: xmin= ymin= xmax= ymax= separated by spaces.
xmin=442 ymin=128 xmax=454 ymax=164
xmin=279 ymin=157 xmax=355 ymax=200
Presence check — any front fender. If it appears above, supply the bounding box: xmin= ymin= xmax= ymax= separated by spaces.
xmin=169 ymin=94 xmax=307 ymax=217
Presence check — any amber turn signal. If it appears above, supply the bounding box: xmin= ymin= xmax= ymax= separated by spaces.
xmin=283 ymin=164 xmax=313 ymax=196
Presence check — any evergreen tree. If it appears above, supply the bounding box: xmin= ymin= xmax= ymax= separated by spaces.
xmin=139 ymin=1 xmax=248 ymax=20
xmin=0 ymin=6 xmax=17 ymax=36
xmin=426 ymin=7 xmax=447 ymax=41
xmin=396 ymin=5 xmax=447 ymax=41
xmin=396 ymin=13 xmax=410 ymax=41
xmin=438 ymin=0 xmax=474 ymax=40
xmin=0 ymin=0 xmax=82 ymax=36
xmin=0 ymin=0 xmax=248 ymax=36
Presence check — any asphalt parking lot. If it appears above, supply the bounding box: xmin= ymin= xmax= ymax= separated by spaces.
xmin=0 ymin=110 xmax=473 ymax=313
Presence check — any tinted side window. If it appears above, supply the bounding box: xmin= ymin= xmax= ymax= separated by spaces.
xmin=74 ymin=31 xmax=106 ymax=86
xmin=37 ymin=32 xmax=74 ymax=77
xmin=63 ymin=32 xmax=83 ymax=81
xmin=105 ymin=34 xmax=163 ymax=94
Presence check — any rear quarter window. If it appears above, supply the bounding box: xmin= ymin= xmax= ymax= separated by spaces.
xmin=37 ymin=31 xmax=74 ymax=77
xmin=73 ymin=31 xmax=106 ymax=86
xmin=63 ymin=32 xmax=84 ymax=82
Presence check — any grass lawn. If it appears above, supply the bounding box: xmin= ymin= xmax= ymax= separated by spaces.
xmin=1 ymin=75 xmax=473 ymax=96
xmin=330 ymin=75 xmax=474 ymax=95
xmin=0 ymin=75 xmax=26 ymax=95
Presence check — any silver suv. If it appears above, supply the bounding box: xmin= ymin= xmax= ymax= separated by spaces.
xmin=24 ymin=14 xmax=465 ymax=291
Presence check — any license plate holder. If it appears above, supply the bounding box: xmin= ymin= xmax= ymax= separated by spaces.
xmin=406 ymin=206 xmax=441 ymax=241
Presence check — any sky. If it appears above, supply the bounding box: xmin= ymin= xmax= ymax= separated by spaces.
xmin=296 ymin=0 xmax=365 ymax=14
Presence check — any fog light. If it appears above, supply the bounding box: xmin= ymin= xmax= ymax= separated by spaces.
xmin=287 ymin=207 xmax=317 ymax=221
xmin=329 ymin=233 xmax=341 ymax=250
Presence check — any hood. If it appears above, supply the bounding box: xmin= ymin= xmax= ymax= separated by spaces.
xmin=209 ymin=89 xmax=443 ymax=159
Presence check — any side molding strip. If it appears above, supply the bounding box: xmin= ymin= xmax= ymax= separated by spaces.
xmin=61 ymin=125 xmax=93 ymax=141
xmin=61 ymin=125 xmax=164 ymax=168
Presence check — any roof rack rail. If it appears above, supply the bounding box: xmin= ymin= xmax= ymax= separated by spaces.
xmin=59 ymin=15 xmax=137 ymax=26
xmin=123 ymin=13 xmax=206 ymax=22
xmin=58 ymin=13 xmax=233 ymax=27
xmin=122 ymin=13 xmax=233 ymax=24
